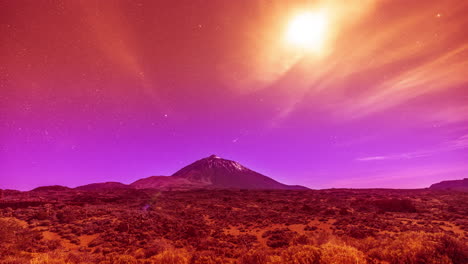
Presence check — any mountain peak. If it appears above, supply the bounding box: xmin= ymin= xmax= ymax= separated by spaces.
xmin=168 ymin=155 xmax=307 ymax=190
xmin=129 ymin=155 xmax=308 ymax=190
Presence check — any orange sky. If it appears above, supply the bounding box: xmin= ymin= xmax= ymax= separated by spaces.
xmin=1 ymin=0 xmax=467 ymax=190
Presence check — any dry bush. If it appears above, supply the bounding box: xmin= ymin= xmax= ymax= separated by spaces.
xmin=375 ymin=232 xmax=466 ymax=264
xmin=29 ymin=251 xmax=73 ymax=264
xmin=112 ymin=254 xmax=139 ymax=264
xmin=374 ymin=199 xmax=417 ymax=213
xmin=437 ymin=234 xmax=468 ymax=264
xmin=320 ymin=242 xmax=367 ymax=264
xmin=239 ymin=249 xmax=271 ymax=264
xmin=30 ymin=255 xmax=70 ymax=264
xmin=0 ymin=218 xmax=23 ymax=239
xmin=143 ymin=239 xmax=174 ymax=258
xmin=262 ymin=228 xmax=295 ymax=248
xmin=0 ymin=217 xmax=44 ymax=254
xmin=148 ymin=249 xmax=191 ymax=264
xmin=280 ymin=245 xmax=321 ymax=264
xmin=27 ymin=250 xmax=98 ymax=264
xmin=132 ymin=248 xmax=146 ymax=259
xmin=0 ymin=255 xmax=31 ymax=264
xmin=309 ymin=230 xmax=331 ymax=245
xmin=190 ymin=250 xmax=232 ymax=264
xmin=1 ymin=190 xmax=467 ymax=264
xmin=292 ymin=234 xmax=310 ymax=245
xmin=0 ymin=218 xmax=23 ymax=255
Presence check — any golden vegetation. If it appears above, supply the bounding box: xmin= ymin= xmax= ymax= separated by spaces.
xmin=0 ymin=189 xmax=467 ymax=263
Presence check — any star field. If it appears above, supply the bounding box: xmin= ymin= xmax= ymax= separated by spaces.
xmin=1 ymin=0 xmax=467 ymax=190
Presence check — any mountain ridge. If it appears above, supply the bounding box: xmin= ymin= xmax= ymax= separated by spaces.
xmin=429 ymin=178 xmax=468 ymax=191
xmin=74 ymin=182 xmax=130 ymax=191
xmin=27 ymin=155 xmax=308 ymax=191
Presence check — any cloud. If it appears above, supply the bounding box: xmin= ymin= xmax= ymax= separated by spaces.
xmin=415 ymin=105 xmax=468 ymax=125
xmin=331 ymin=163 xmax=468 ymax=188
xmin=340 ymin=45 xmax=468 ymax=120
xmin=80 ymin=1 xmax=161 ymax=105
xmin=219 ymin=0 xmax=468 ymax=126
xmin=356 ymin=156 xmax=392 ymax=161
xmin=218 ymin=0 xmax=377 ymax=94
xmin=357 ymin=134 xmax=468 ymax=162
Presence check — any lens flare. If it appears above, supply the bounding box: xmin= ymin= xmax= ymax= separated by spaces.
xmin=285 ymin=11 xmax=328 ymax=52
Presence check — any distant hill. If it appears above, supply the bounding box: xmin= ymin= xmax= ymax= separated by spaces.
xmin=130 ymin=176 xmax=206 ymax=190
xmin=429 ymin=178 xmax=468 ymax=191
xmin=75 ymin=182 xmax=130 ymax=191
xmin=31 ymin=185 xmax=71 ymax=192
xmin=131 ymin=155 xmax=307 ymax=190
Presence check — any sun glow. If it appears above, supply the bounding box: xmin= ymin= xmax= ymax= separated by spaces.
xmin=285 ymin=11 xmax=328 ymax=52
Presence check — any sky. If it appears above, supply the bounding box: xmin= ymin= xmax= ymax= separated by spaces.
xmin=1 ymin=0 xmax=467 ymax=190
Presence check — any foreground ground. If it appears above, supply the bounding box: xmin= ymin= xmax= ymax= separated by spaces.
xmin=0 ymin=188 xmax=467 ymax=263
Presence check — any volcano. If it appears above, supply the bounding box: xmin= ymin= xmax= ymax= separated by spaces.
xmin=130 ymin=155 xmax=307 ymax=190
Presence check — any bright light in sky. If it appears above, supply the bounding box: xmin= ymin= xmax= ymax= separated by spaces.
xmin=285 ymin=11 xmax=328 ymax=52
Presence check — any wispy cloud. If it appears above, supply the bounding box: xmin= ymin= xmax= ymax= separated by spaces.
xmin=357 ymin=134 xmax=468 ymax=161
xmin=340 ymin=45 xmax=468 ymax=120
xmin=80 ymin=1 xmax=162 ymax=106
xmin=418 ymin=105 xmax=468 ymax=125
xmin=357 ymin=156 xmax=399 ymax=161
xmin=331 ymin=163 xmax=468 ymax=188
xmin=221 ymin=0 xmax=468 ymax=126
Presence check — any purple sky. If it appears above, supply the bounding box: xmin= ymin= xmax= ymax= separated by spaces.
xmin=1 ymin=0 xmax=468 ymax=190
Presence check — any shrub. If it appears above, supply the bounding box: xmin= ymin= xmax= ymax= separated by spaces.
xmin=281 ymin=245 xmax=321 ymax=264
xmin=262 ymin=229 xmax=295 ymax=248
xmin=239 ymin=249 xmax=271 ymax=264
xmin=113 ymin=255 xmax=138 ymax=264
xmin=30 ymin=254 xmax=69 ymax=264
xmin=190 ymin=251 xmax=231 ymax=264
xmin=292 ymin=234 xmax=310 ymax=245
xmin=376 ymin=232 xmax=451 ymax=264
xmin=149 ymin=249 xmax=190 ymax=264
xmin=0 ymin=217 xmax=43 ymax=253
xmin=374 ymin=199 xmax=417 ymax=213
xmin=310 ymin=230 xmax=331 ymax=245
xmin=347 ymin=226 xmax=375 ymax=239
xmin=0 ymin=218 xmax=23 ymax=243
xmin=437 ymin=234 xmax=468 ymax=264
xmin=320 ymin=242 xmax=367 ymax=264
xmin=28 ymin=250 xmax=99 ymax=264
xmin=143 ymin=239 xmax=174 ymax=258
xmin=0 ymin=255 xmax=32 ymax=264
xmin=304 ymin=226 xmax=318 ymax=231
